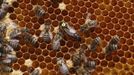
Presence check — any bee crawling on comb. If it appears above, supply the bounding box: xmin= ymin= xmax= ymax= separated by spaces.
xmin=88 ymin=37 xmax=101 ymax=51
xmin=40 ymin=23 xmax=53 ymax=43
xmin=105 ymin=35 xmax=120 ymax=54
xmin=80 ymin=13 xmax=97 ymax=33
xmin=52 ymin=31 xmax=62 ymax=51
xmin=31 ymin=68 xmax=40 ymax=75
xmin=60 ymin=21 xmax=81 ymax=41
xmin=34 ymin=5 xmax=45 ymax=17
xmin=57 ymin=57 xmax=69 ymax=75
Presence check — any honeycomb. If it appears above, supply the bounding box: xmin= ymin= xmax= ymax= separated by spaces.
xmin=3 ymin=0 xmax=134 ymax=75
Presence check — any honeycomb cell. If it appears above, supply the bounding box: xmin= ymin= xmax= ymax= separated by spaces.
xmin=113 ymin=55 xmax=120 ymax=62
xmin=30 ymin=54 xmax=37 ymax=60
xmin=98 ymin=53 xmax=105 ymax=60
xmin=26 ymin=4 xmax=33 ymax=10
xmin=110 ymin=30 xmax=116 ymax=36
xmin=23 ymin=53 xmax=30 ymax=59
xmin=49 ymin=50 xmax=56 ymax=58
xmin=12 ymin=1 xmax=19 ymax=8
xmin=106 ymin=5 xmax=113 ymax=11
xmin=71 ymin=18 xmax=78 ymax=24
xmin=64 ymin=53 xmax=70 ymax=60
xmin=45 ymin=57 xmax=51 ymax=63
xmin=108 ymin=11 xmax=115 ymax=17
xmin=19 ymin=3 xmax=26 ymax=9
xmin=104 ymin=16 xmax=111 ymax=23
xmin=118 ymin=1 xmax=124 ymax=7
xmin=103 ymin=67 xmax=110 ymax=74
xmin=115 ymin=62 xmax=122 ymax=69
xmin=120 ymin=57 xmax=127 ymax=64
xmin=88 ymin=7 xmax=94 ymax=14
xmin=40 ymin=62 xmax=46 ymax=69
xmin=107 ymin=23 xmax=114 ymax=29
xmin=57 ymin=15 xmax=63 ymax=21
xmin=122 ymin=45 xmax=128 ymax=51
xmin=99 ymin=4 xmax=105 ymax=10
xmin=24 ymin=16 xmax=31 ymax=22
xmin=41 ymin=69 xmax=48 ymax=75
xmin=66 ymin=5 xmax=73 ymax=11
xmin=63 ymin=0 xmax=70 ymax=4
xmin=124 ymin=32 xmax=131 ymax=38
xmin=105 ymin=35 xmax=111 ymax=41
xmin=20 ymin=65 xmax=28 ymax=72
xmin=24 ymin=0 xmax=30 ymax=3
xmin=99 ymin=22 xmax=106 ymax=28
xmin=52 ymin=20 xmax=59 ymax=27
xmin=128 ymin=8 xmax=134 ymax=14
xmin=117 ymin=30 xmax=124 ymax=37
xmin=100 ymin=60 xmax=107 ymax=67
xmin=80 ymin=7 xmax=87 ymax=13
xmin=42 ymin=50 xmax=49 ymax=56
xmin=120 ymin=7 xmax=127 ymax=13
xmin=92 ymin=3 xmax=99 ymax=9
xmin=96 ymin=66 xmax=103 ymax=72
xmin=47 ymin=63 xmax=54 ymax=70
xmin=78 ymin=1 xmax=84 ymax=6
xmin=71 ymin=0 xmax=77 ymax=5
xmin=95 ymin=9 xmax=101 ymax=15
xmin=85 ymin=2 xmax=91 ymax=8
xmin=97 ymin=15 xmax=104 ymax=21
xmin=13 ymin=63 xmax=20 ymax=70
xmin=106 ymin=54 xmax=112 ymax=61
xmin=32 ymin=60 xmax=39 ymax=68
xmin=108 ymin=61 xmax=115 ymax=68
xmin=38 ymin=17 xmax=45 ymax=24
xmin=56 ymin=52 xmax=63 ymax=57
xmin=116 ymin=12 xmax=123 ymax=18
xmin=121 ymin=25 xmax=128 ymax=32
xmin=16 ymin=51 xmax=23 ymax=58
xmin=90 ymin=52 xmax=97 ymax=58
xmin=61 ymin=46 xmax=68 ymax=53
xmin=9 ymin=13 xmax=17 ymax=20
xmin=127 ymin=39 xmax=133 ymax=45
xmin=129 ymin=27 xmax=134 ymax=33
xmin=28 ymin=47 xmax=35 ymax=54
xmin=129 ymin=45 xmax=134 ymax=52
xmin=78 ymin=18 xmax=85 ymax=25
xmin=117 ymin=50 xmax=124 ymax=57
xmin=102 ymin=29 xmax=109 ymax=35
xmin=119 ymin=70 xmax=126 ymax=75
xmin=125 ymin=51 xmax=131 ymax=58
xmin=113 ymin=6 xmax=120 ymax=12
xmin=18 ymin=58 xmax=25 ymax=65
xmin=95 ymin=27 xmax=102 ymax=34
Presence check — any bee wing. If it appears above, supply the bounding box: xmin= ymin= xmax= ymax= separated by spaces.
xmin=5 ymin=44 xmax=14 ymax=52
xmin=49 ymin=31 xmax=53 ymax=40
xmin=8 ymin=39 xmax=19 ymax=48
xmin=31 ymin=69 xmax=40 ymax=75
xmin=67 ymin=25 xmax=76 ymax=33
xmin=39 ymin=31 xmax=44 ymax=37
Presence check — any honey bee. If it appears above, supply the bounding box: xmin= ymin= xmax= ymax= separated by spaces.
xmin=57 ymin=57 xmax=69 ymax=75
xmin=24 ymin=33 xmax=38 ymax=45
xmin=109 ymin=35 xmax=120 ymax=45
xmin=34 ymin=5 xmax=45 ymax=17
xmin=6 ymin=54 xmax=17 ymax=62
xmin=40 ymin=24 xmax=53 ymax=43
xmin=1 ymin=58 xmax=12 ymax=65
xmin=31 ymin=68 xmax=40 ymax=75
xmin=4 ymin=44 xmax=14 ymax=53
xmin=9 ymin=28 xmax=21 ymax=39
xmin=84 ymin=60 xmax=96 ymax=71
xmin=89 ymin=37 xmax=101 ymax=51
xmin=0 ymin=23 xmax=7 ymax=34
xmin=60 ymin=21 xmax=81 ymax=41
xmin=1 ymin=65 xmax=13 ymax=72
xmin=52 ymin=31 xmax=62 ymax=51
xmin=8 ymin=39 xmax=19 ymax=48
xmin=76 ymin=64 xmax=90 ymax=75
xmin=105 ymin=44 xmax=118 ymax=54
xmin=0 ymin=0 xmax=3 ymax=6
xmin=0 ymin=2 xmax=9 ymax=20
xmin=80 ymin=13 xmax=97 ymax=32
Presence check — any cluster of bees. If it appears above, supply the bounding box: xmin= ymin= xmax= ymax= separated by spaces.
xmin=0 ymin=0 xmax=121 ymax=74
xmin=33 ymin=5 xmax=121 ymax=75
